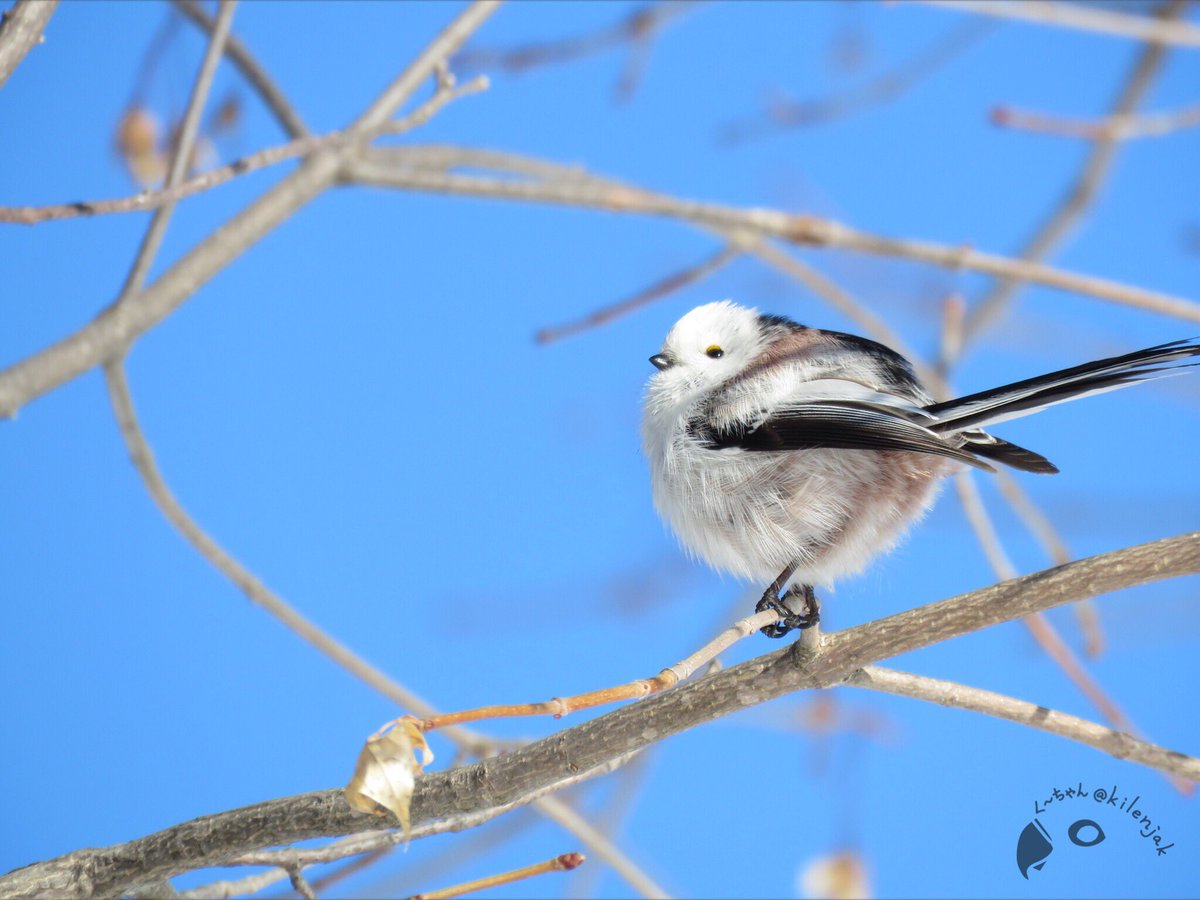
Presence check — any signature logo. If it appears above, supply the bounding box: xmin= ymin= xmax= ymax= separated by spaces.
xmin=1015 ymin=782 xmax=1175 ymax=880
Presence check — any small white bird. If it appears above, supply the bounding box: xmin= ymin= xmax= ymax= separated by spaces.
xmin=642 ymin=300 xmax=1199 ymax=637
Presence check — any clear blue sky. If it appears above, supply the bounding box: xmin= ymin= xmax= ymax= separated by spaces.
xmin=2 ymin=2 xmax=1198 ymax=898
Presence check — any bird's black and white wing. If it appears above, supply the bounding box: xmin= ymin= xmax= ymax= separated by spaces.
xmin=693 ymin=398 xmax=996 ymax=470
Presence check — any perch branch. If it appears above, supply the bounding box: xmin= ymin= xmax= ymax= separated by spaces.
xmin=6 ymin=533 xmax=1194 ymax=897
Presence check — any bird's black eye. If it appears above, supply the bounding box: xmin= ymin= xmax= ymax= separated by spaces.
xmin=705 ymin=345 xmax=724 ymax=359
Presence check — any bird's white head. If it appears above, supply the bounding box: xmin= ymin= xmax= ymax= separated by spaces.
xmin=646 ymin=301 xmax=766 ymax=405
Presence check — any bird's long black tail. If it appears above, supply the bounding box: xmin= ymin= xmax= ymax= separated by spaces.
xmin=925 ymin=338 xmax=1200 ymax=433
xmin=923 ymin=338 xmax=1200 ymax=474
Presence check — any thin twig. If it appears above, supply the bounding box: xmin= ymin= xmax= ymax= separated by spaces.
xmin=0 ymin=2 xmax=498 ymax=421
xmin=359 ymin=811 xmax=538 ymax=899
xmin=415 ymin=608 xmax=785 ymax=732
xmin=0 ymin=76 xmax=489 ymax=226
xmin=720 ymin=17 xmax=994 ymax=143
xmin=993 ymin=101 xmax=1200 ymax=141
xmin=287 ymin=868 xmax=318 ymax=900
xmin=172 ymin=0 xmax=309 ymax=138
xmin=847 ymin=666 xmax=1200 ymax=780
xmin=952 ymin=470 xmax=1192 ymax=794
xmin=410 ymin=852 xmax=585 ymax=900
xmin=119 ymin=0 xmax=238 ymax=298
xmin=457 ymin=0 xmax=697 ymax=99
xmin=5 ymin=131 xmax=1198 ymax=421
xmin=0 ymin=0 xmax=58 ymax=90
xmin=535 ymin=244 xmax=739 ymax=344
xmin=959 ymin=3 xmax=1180 ymax=352
xmin=178 ymin=868 xmax=289 ymax=899
xmin=993 ymin=470 xmax=1104 ymax=657
xmin=534 ymin=797 xmax=669 ymax=900
xmin=566 ymin=754 xmax=654 ymax=900
xmin=913 ymin=0 xmax=1200 ymax=48
xmin=304 ymin=848 xmax=391 ymax=899
xmin=101 ymin=360 xmax=491 ymax=753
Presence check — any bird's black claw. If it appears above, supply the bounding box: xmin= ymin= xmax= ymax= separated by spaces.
xmin=755 ymin=586 xmax=820 ymax=638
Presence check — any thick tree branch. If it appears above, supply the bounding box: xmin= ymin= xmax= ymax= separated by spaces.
xmin=5 ymin=532 xmax=1196 ymax=898
xmin=0 ymin=0 xmax=57 ymax=90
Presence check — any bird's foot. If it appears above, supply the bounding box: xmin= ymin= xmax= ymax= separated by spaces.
xmin=755 ymin=584 xmax=820 ymax=639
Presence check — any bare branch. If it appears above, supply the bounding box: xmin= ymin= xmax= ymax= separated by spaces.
xmin=348 ymin=146 xmax=1200 ymax=324
xmin=914 ymin=0 xmax=1200 ymax=48
xmin=286 ymin=868 xmax=317 ymax=900
xmin=993 ymin=469 xmax=1104 ymax=656
xmin=415 ymin=608 xmax=783 ymax=732
xmin=178 ymin=868 xmax=288 ymax=899
xmin=0 ymin=75 xmax=488 ymax=225
xmin=0 ymin=1 xmax=498 ymax=420
xmin=993 ymin=100 xmax=1200 ymax=141
xmin=847 ymin=666 xmax=1200 ymax=781
xmin=720 ymin=17 xmax=994 ymax=143
xmin=101 ymin=361 xmax=490 ymax=754
xmin=0 ymin=0 xmax=57 ymax=90
xmin=172 ymin=0 xmax=309 ymax=139
xmin=5 ymin=532 xmax=1196 ymax=898
xmin=411 ymin=851 xmax=585 ymax=900
xmin=535 ymin=244 xmax=739 ymax=344
xmin=533 ymin=798 xmax=668 ymax=900
xmin=960 ymin=6 xmax=1179 ymax=351
xmin=120 ymin=0 xmax=238 ymax=298
xmin=951 ymin=470 xmax=1190 ymax=794
xmin=457 ymin=1 xmax=696 ymax=100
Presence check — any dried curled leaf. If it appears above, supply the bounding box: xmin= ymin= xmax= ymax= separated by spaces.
xmin=344 ymin=717 xmax=433 ymax=838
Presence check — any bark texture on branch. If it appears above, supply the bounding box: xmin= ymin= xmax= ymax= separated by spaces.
xmin=0 ymin=0 xmax=57 ymax=89
xmin=4 ymin=532 xmax=1196 ymax=898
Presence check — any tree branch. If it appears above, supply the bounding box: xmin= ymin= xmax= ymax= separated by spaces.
xmin=5 ymin=532 xmax=1196 ymax=898
xmin=119 ymin=0 xmax=237 ymax=298
xmin=347 ymin=146 xmax=1200 ymax=324
xmin=915 ymin=0 xmax=1200 ymax=48
xmin=960 ymin=2 xmax=1180 ymax=352
xmin=847 ymin=666 xmax=1200 ymax=781
xmin=172 ymin=0 xmax=309 ymax=139
xmin=0 ymin=1 xmax=499 ymax=420
xmin=0 ymin=0 xmax=57 ymax=90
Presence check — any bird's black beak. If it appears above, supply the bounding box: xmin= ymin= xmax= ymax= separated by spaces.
xmin=649 ymin=353 xmax=674 ymax=371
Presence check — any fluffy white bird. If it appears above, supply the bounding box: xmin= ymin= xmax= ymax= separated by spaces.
xmin=642 ymin=301 xmax=1199 ymax=637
